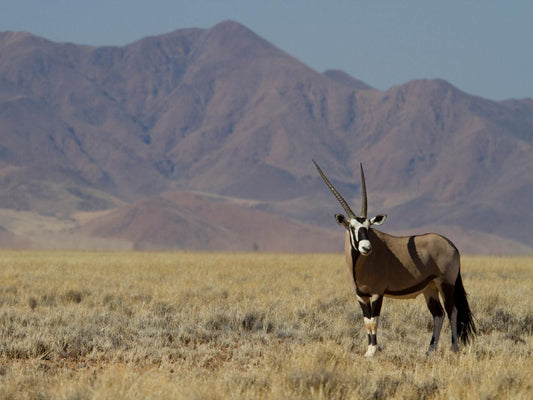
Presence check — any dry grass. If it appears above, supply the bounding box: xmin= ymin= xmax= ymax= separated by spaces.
xmin=0 ymin=250 xmax=532 ymax=399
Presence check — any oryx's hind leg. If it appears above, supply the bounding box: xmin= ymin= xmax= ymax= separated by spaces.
xmin=358 ymin=294 xmax=383 ymax=357
xmin=423 ymin=288 xmax=445 ymax=354
xmin=441 ymin=282 xmax=459 ymax=352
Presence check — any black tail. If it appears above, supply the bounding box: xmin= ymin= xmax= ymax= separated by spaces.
xmin=454 ymin=272 xmax=477 ymax=344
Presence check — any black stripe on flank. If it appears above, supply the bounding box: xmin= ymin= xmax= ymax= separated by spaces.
xmin=384 ymin=275 xmax=436 ymax=297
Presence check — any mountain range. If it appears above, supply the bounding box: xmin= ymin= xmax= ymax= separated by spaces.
xmin=0 ymin=21 xmax=531 ymax=254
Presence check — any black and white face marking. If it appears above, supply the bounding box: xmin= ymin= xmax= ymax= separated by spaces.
xmin=335 ymin=214 xmax=387 ymax=256
xmin=349 ymin=218 xmax=372 ymax=255
xmin=315 ymin=161 xmax=387 ymax=256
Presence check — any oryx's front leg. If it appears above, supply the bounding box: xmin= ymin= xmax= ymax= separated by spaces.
xmin=358 ymin=294 xmax=383 ymax=357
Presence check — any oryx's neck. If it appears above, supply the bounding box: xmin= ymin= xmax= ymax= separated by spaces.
xmin=347 ymin=228 xmax=385 ymax=291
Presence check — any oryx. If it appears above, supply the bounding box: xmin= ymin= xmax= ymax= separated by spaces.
xmin=313 ymin=161 xmax=476 ymax=357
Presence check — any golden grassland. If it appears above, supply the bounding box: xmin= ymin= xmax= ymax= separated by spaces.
xmin=0 ymin=250 xmax=531 ymax=399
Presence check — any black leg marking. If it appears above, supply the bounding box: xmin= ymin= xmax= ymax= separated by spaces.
xmin=442 ymin=282 xmax=459 ymax=350
xmin=370 ymin=334 xmax=377 ymax=346
xmin=359 ymin=295 xmax=384 ymax=357
xmin=359 ymin=300 xmax=371 ymax=319
xmin=427 ymin=297 xmax=444 ymax=317
xmin=370 ymin=296 xmax=383 ymax=317
xmin=429 ymin=299 xmax=443 ymax=345
xmin=441 ymin=283 xmax=455 ymax=316
xmin=424 ymin=291 xmax=446 ymax=354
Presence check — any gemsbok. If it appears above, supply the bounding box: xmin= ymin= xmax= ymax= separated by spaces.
xmin=313 ymin=160 xmax=476 ymax=357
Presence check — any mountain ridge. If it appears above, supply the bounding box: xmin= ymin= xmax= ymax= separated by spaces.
xmin=0 ymin=20 xmax=531 ymax=254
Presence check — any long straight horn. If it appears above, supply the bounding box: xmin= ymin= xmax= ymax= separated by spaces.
xmin=313 ymin=160 xmax=356 ymax=219
xmin=360 ymin=163 xmax=367 ymax=218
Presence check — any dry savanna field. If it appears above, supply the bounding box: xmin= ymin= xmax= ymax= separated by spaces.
xmin=0 ymin=250 xmax=532 ymax=399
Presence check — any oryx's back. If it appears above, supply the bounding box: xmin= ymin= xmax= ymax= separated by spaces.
xmin=377 ymin=231 xmax=458 ymax=268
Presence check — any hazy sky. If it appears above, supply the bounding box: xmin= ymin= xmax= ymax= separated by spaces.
xmin=2 ymin=1 xmax=532 ymax=100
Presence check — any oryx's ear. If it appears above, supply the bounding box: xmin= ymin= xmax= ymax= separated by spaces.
xmin=370 ymin=214 xmax=387 ymax=226
xmin=335 ymin=214 xmax=349 ymax=228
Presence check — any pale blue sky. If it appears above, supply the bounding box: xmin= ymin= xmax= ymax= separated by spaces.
xmin=1 ymin=0 xmax=532 ymax=100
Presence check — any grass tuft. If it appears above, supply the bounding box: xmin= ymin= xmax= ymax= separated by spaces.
xmin=63 ymin=290 xmax=84 ymax=304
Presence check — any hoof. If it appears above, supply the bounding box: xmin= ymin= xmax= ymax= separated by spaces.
xmin=364 ymin=344 xmax=378 ymax=358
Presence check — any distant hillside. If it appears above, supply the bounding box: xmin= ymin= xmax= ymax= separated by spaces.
xmin=0 ymin=21 xmax=531 ymax=254
xmin=77 ymin=192 xmax=343 ymax=252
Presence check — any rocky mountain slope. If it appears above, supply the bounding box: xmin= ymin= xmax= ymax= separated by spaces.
xmin=0 ymin=21 xmax=531 ymax=254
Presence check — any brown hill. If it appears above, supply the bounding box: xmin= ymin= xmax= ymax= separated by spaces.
xmin=0 ymin=225 xmax=29 ymax=249
xmin=74 ymin=191 xmax=531 ymax=255
xmin=77 ymin=192 xmax=343 ymax=252
xmin=0 ymin=21 xmax=531 ymax=253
